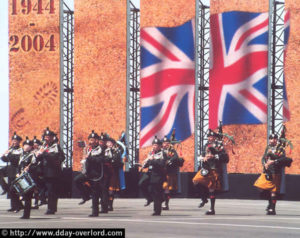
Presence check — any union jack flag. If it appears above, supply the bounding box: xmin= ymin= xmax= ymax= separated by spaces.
xmin=209 ymin=11 xmax=290 ymax=129
xmin=140 ymin=20 xmax=195 ymax=147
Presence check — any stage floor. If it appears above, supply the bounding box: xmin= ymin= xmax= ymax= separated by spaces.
xmin=0 ymin=198 xmax=300 ymax=237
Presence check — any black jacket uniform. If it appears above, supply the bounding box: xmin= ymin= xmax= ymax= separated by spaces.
xmin=38 ymin=143 xmax=65 ymax=179
xmin=1 ymin=147 xmax=23 ymax=179
xmin=85 ymin=144 xmax=110 ymax=215
xmin=37 ymin=142 xmax=65 ymax=213
xmin=85 ymin=145 xmax=107 ymax=181
xmin=18 ymin=151 xmax=36 ymax=175
xmin=143 ymin=149 xmax=167 ymax=215
xmin=143 ymin=150 xmax=167 ymax=184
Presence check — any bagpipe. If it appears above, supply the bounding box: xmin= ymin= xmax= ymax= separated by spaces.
xmin=217 ymin=121 xmax=232 ymax=192
xmin=264 ymin=125 xmax=293 ymax=181
xmin=274 ymin=125 xmax=293 ymax=166
xmin=198 ymin=121 xmax=234 ymax=168
xmin=110 ymin=144 xmax=124 ymax=168
xmin=268 ymin=125 xmax=293 ymax=165
xmin=167 ymin=129 xmax=184 ymax=168
xmin=215 ymin=121 xmax=236 ymax=153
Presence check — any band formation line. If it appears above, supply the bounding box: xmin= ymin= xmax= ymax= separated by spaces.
xmin=0 ymin=124 xmax=293 ymax=219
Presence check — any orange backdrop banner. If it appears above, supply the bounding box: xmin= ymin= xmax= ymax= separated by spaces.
xmin=9 ymin=0 xmax=61 ymax=141
xmin=73 ymin=0 xmax=127 ymax=171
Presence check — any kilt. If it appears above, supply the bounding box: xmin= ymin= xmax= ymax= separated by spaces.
xmin=163 ymin=174 xmax=178 ymax=191
xmin=254 ymin=173 xmax=281 ymax=193
xmin=109 ymin=168 xmax=120 ymax=192
xmin=192 ymin=169 xmax=221 ymax=191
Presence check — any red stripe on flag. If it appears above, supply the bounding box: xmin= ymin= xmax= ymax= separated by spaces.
xmin=284 ymin=10 xmax=290 ymax=23
xmin=141 ymin=69 xmax=194 ymax=98
xmin=140 ymin=94 xmax=177 ymax=147
xmin=239 ymin=89 xmax=267 ymax=113
xmin=141 ymin=29 xmax=180 ymax=62
xmin=283 ymin=105 xmax=290 ymax=120
xmin=235 ymin=18 xmax=269 ymax=50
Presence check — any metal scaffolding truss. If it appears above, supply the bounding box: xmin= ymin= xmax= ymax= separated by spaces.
xmin=60 ymin=0 xmax=74 ymax=168
xmin=267 ymin=0 xmax=286 ymax=140
xmin=194 ymin=0 xmax=210 ymax=171
xmin=126 ymin=1 xmax=140 ymax=169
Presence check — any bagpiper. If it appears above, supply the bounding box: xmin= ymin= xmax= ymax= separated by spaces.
xmin=192 ymin=129 xmax=229 ymax=215
xmin=105 ymin=136 xmax=124 ymax=211
xmin=161 ymin=135 xmax=184 ymax=210
xmin=254 ymin=128 xmax=293 ymax=215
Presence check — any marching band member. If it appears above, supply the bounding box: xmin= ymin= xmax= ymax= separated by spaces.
xmin=105 ymin=136 xmax=123 ymax=211
xmin=0 ymin=132 xmax=23 ymax=212
xmin=161 ymin=136 xmax=183 ymax=210
xmin=74 ymin=135 xmax=95 ymax=205
xmin=32 ymin=136 xmax=48 ymax=207
xmin=116 ymin=132 xmax=127 ymax=192
xmin=16 ymin=137 xmax=36 ymax=219
xmin=254 ymin=131 xmax=293 ymax=215
xmin=139 ymin=150 xmax=154 ymax=207
xmin=192 ymin=130 xmax=229 ymax=215
xmin=142 ymin=136 xmax=167 ymax=216
xmin=36 ymin=127 xmax=65 ymax=215
xmin=31 ymin=136 xmax=43 ymax=209
xmin=85 ymin=131 xmax=109 ymax=217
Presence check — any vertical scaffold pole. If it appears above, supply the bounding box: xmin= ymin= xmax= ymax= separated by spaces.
xmin=267 ymin=0 xmax=286 ymax=142
xmin=195 ymin=0 xmax=210 ymax=171
xmin=126 ymin=0 xmax=140 ymax=171
xmin=59 ymin=0 xmax=74 ymax=168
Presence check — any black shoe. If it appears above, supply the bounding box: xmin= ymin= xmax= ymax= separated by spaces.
xmin=20 ymin=216 xmax=30 ymax=219
xmin=151 ymin=212 xmax=161 ymax=216
xmin=7 ymin=208 xmax=16 ymax=212
xmin=205 ymin=210 xmax=215 ymax=215
xmin=265 ymin=204 xmax=271 ymax=211
xmin=31 ymin=205 xmax=39 ymax=210
xmin=198 ymin=199 xmax=208 ymax=208
xmin=89 ymin=214 xmax=98 ymax=217
xmin=39 ymin=201 xmax=48 ymax=206
xmin=79 ymin=199 xmax=88 ymax=205
xmin=45 ymin=210 xmax=55 ymax=215
xmin=266 ymin=209 xmax=276 ymax=215
xmin=100 ymin=210 xmax=108 ymax=214
xmin=162 ymin=205 xmax=169 ymax=210
xmin=144 ymin=200 xmax=153 ymax=207
xmin=108 ymin=205 xmax=113 ymax=211
xmin=15 ymin=207 xmax=24 ymax=213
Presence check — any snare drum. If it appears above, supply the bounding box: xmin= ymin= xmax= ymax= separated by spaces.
xmin=12 ymin=172 xmax=36 ymax=196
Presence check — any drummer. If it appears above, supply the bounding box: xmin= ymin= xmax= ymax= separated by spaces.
xmin=15 ymin=137 xmax=36 ymax=219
